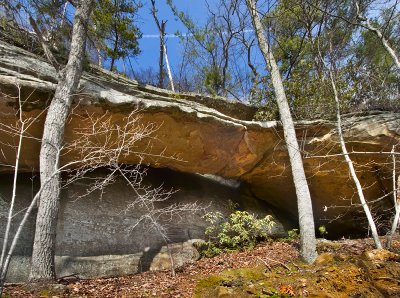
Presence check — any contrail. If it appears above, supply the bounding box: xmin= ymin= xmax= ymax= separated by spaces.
xmin=142 ymin=33 xmax=186 ymax=38
xmin=142 ymin=29 xmax=253 ymax=39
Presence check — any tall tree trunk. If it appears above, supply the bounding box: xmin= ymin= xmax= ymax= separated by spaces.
xmin=246 ymin=0 xmax=317 ymax=263
xmin=29 ymin=0 xmax=94 ymax=282
xmin=158 ymin=22 xmax=166 ymax=88
xmin=151 ymin=0 xmax=167 ymax=88
xmin=387 ymin=148 xmax=399 ymax=249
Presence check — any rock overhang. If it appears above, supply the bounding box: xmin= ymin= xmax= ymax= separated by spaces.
xmin=1 ymin=40 xmax=399 ymax=237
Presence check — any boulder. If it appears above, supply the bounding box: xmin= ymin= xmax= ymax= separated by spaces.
xmin=363 ymin=249 xmax=400 ymax=263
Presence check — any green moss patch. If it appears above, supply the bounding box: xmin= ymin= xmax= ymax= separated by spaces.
xmin=195 ymin=252 xmax=400 ymax=298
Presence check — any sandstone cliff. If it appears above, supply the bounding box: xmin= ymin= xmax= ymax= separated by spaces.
xmin=0 ymin=40 xmax=399 ymax=237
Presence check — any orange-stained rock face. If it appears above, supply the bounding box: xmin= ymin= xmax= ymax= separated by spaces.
xmin=0 ymin=40 xmax=399 ymax=237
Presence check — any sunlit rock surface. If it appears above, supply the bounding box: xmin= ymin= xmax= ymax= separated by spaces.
xmin=0 ymin=40 xmax=399 ymax=280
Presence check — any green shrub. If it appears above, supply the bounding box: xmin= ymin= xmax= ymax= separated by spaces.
xmin=319 ymin=225 xmax=328 ymax=238
xmin=200 ymin=210 xmax=275 ymax=257
xmin=287 ymin=228 xmax=299 ymax=240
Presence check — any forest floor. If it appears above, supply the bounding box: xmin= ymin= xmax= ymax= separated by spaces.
xmin=3 ymin=237 xmax=400 ymax=297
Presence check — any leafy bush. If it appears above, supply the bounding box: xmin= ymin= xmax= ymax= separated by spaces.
xmin=199 ymin=210 xmax=275 ymax=257
xmin=287 ymin=228 xmax=299 ymax=240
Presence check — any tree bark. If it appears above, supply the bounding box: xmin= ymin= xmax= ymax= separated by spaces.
xmin=245 ymin=0 xmax=317 ymax=263
xmin=158 ymin=22 xmax=166 ymax=88
xmin=387 ymin=148 xmax=399 ymax=249
xmin=29 ymin=0 xmax=94 ymax=282
xmin=327 ymin=66 xmax=382 ymax=249
xmin=163 ymin=44 xmax=175 ymax=92
xmin=151 ymin=0 xmax=166 ymax=88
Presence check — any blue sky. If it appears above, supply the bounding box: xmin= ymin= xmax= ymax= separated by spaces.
xmin=130 ymin=0 xmax=211 ymax=73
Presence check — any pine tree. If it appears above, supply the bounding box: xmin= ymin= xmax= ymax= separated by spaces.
xmin=91 ymin=0 xmax=142 ymax=71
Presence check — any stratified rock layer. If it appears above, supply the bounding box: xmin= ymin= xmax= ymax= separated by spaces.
xmin=2 ymin=168 xmax=287 ymax=282
xmin=0 ymin=40 xmax=399 ymax=237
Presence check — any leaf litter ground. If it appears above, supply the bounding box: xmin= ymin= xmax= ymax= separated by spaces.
xmin=3 ymin=238 xmax=400 ymax=297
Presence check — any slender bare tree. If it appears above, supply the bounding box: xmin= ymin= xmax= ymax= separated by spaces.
xmin=150 ymin=0 xmax=175 ymax=91
xmin=0 ymin=86 xmax=25 ymax=273
xmin=325 ymin=60 xmax=383 ymax=249
xmin=151 ymin=0 xmax=167 ymax=88
xmin=356 ymin=1 xmax=400 ymax=245
xmin=315 ymin=1 xmax=400 ymax=247
xmin=0 ymin=85 xmax=46 ymax=295
xmin=245 ymin=0 xmax=317 ymax=263
xmin=387 ymin=147 xmax=400 ymax=249
xmin=29 ymin=0 xmax=95 ymax=282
